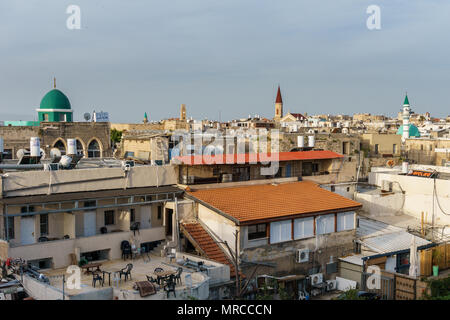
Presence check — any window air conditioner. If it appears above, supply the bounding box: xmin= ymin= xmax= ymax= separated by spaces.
xmin=296 ymin=249 xmax=309 ymax=263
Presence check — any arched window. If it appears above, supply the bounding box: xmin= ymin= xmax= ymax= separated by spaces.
xmin=88 ymin=140 xmax=101 ymax=158
xmin=53 ymin=140 xmax=66 ymax=155
xmin=76 ymin=140 xmax=84 ymax=156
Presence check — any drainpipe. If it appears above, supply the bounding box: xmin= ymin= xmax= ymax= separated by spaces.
xmin=175 ymin=195 xmax=181 ymax=251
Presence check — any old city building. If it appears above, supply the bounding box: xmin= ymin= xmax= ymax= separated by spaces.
xmin=1 ymin=83 xmax=112 ymax=159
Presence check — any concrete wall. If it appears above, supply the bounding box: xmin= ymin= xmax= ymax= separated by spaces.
xmin=8 ymin=227 xmax=165 ymax=268
xmin=240 ymin=230 xmax=356 ymax=278
xmin=176 ymin=252 xmax=230 ymax=285
xmin=21 ymin=274 xmax=66 ymax=300
xmin=122 ymin=138 xmax=151 ymax=159
xmin=1 ymin=165 xmax=177 ymax=197
xmin=355 ymin=191 xmax=404 ymax=217
xmin=361 ymin=133 xmax=402 ymax=156
xmin=368 ymin=171 xmax=450 ymax=225
xmin=198 ymin=205 xmax=238 ymax=255
xmin=70 ymin=288 xmax=114 ymax=300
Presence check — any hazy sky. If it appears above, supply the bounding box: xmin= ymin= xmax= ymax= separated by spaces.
xmin=1 ymin=0 xmax=450 ymax=123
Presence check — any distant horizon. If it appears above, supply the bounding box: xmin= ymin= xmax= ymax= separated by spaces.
xmin=0 ymin=85 xmax=442 ymax=123
xmin=2 ymin=1 xmax=450 ymax=122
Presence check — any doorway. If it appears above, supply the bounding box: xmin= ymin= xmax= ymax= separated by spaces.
xmin=83 ymin=211 xmax=97 ymax=237
xmin=20 ymin=216 xmax=35 ymax=245
xmin=165 ymin=208 xmax=173 ymax=238
xmin=302 ymin=162 xmax=313 ymax=176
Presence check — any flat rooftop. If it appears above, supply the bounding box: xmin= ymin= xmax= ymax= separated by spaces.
xmin=43 ymin=255 xmax=206 ymax=298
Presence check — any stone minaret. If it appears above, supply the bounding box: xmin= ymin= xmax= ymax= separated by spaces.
xmin=180 ymin=104 xmax=186 ymax=121
xmin=274 ymin=86 xmax=283 ymax=121
xmin=402 ymin=94 xmax=411 ymax=142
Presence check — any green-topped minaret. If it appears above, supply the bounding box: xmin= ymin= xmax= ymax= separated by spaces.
xmin=403 ymin=94 xmax=410 ymax=106
xmin=396 ymin=92 xmax=420 ymax=141
xmin=36 ymin=78 xmax=73 ymax=122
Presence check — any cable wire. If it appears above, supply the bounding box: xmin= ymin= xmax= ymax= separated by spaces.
xmin=433 ymin=177 xmax=450 ymax=216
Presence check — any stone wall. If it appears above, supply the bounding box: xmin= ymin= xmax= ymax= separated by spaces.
xmin=240 ymin=230 xmax=356 ymax=278
xmin=0 ymin=240 xmax=8 ymax=260
xmin=405 ymin=138 xmax=450 ymax=166
xmin=0 ymin=122 xmax=112 ymax=159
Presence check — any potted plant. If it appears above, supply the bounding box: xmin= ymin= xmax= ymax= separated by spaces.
xmin=432 ymin=250 xmax=442 ymax=277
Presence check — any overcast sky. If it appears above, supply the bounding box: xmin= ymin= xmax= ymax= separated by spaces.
xmin=1 ymin=0 xmax=450 ymax=123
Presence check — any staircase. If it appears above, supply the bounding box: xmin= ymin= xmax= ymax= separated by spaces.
xmin=149 ymin=240 xmax=167 ymax=256
xmin=181 ymin=222 xmax=237 ymax=277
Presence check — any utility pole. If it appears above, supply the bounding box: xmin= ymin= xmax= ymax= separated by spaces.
xmin=222 ymin=230 xmax=241 ymax=299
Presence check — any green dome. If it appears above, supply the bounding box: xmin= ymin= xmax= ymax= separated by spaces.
xmin=40 ymin=89 xmax=71 ymax=110
xmin=396 ymin=124 xmax=420 ymax=137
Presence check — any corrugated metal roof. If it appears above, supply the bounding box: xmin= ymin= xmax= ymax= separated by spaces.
xmin=357 ymin=216 xmax=403 ymax=238
xmin=1 ymin=186 xmax=182 ymax=205
xmin=357 ymin=217 xmax=430 ymax=254
xmin=339 ymin=254 xmax=364 ymax=266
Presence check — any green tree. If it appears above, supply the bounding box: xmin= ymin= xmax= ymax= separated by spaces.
xmin=336 ymin=289 xmax=366 ymax=300
xmin=111 ymin=129 xmax=123 ymax=145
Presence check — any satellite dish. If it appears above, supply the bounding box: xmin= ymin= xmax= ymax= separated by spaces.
xmin=50 ymin=148 xmax=62 ymax=160
xmin=16 ymin=149 xmax=28 ymax=159
xmin=84 ymin=113 xmax=91 ymax=121
xmin=40 ymin=148 xmax=46 ymax=160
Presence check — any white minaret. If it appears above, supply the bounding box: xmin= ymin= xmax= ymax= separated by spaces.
xmin=401 ymin=93 xmax=411 ymax=143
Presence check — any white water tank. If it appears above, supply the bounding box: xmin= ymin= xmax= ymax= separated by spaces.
xmin=67 ymin=139 xmax=77 ymax=155
xmin=30 ymin=137 xmax=40 ymax=157
xmin=402 ymin=162 xmax=409 ymax=174
xmin=297 ymin=136 xmax=305 ymax=148
xmin=308 ymin=135 xmax=315 ymax=148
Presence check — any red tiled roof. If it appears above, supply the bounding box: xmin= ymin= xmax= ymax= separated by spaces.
xmin=174 ymin=150 xmax=343 ymax=165
xmin=187 ymin=181 xmax=362 ymax=224
xmin=290 ymin=113 xmax=306 ymax=120
xmin=182 ymin=222 xmax=237 ymax=277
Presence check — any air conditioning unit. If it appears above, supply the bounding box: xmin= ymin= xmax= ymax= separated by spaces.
xmin=296 ymin=249 xmax=309 ymax=263
xmin=310 ymin=273 xmax=323 ymax=286
xmin=326 ymin=280 xmax=337 ymax=291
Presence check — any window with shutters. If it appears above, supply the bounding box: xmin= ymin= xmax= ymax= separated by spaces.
xmin=270 ymin=220 xmax=292 ymax=243
xmin=316 ymin=214 xmax=335 ymax=235
xmin=293 ymin=217 xmax=314 ymax=239
xmin=337 ymin=212 xmax=355 ymax=232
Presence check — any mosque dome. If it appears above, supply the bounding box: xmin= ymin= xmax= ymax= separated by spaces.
xmin=40 ymin=89 xmax=71 ymax=110
xmin=396 ymin=124 xmax=420 ymax=137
